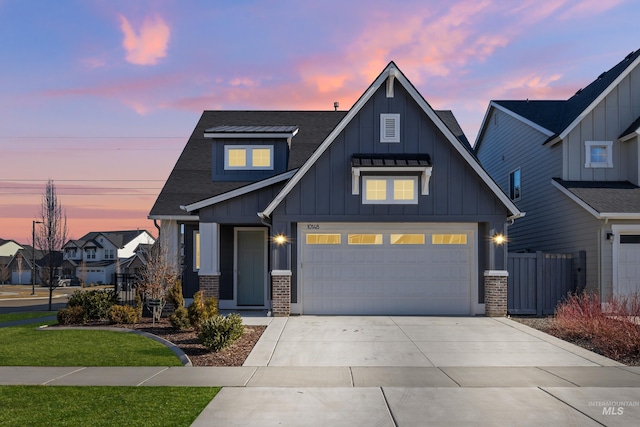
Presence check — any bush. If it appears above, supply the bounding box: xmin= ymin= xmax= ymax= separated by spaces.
xmin=197 ymin=313 xmax=245 ymax=352
xmin=169 ymin=306 xmax=191 ymax=330
xmin=166 ymin=280 xmax=184 ymax=309
xmin=67 ymin=289 xmax=118 ymax=321
xmin=188 ymin=291 xmax=218 ymax=329
xmin=108 ymin=305 xmax=140 ymax=325
xmin=57 ymin=306 xmax=87 ymax=325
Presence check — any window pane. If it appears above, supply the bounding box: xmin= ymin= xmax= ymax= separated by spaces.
xmin=252 ymin=148 xmax=271 ymax=167
xmin=432 ymin=234 xmax=467 ymax=244
xmin=590 ymin=146 xmax=607 ymax=163
xmin=390 ymin=234 xmax=425 ymax=244
xmin=365 ymin=179 xmax=387 ymax=201
xmin=194 ymin=231 xmax=200 ymax=270
xmin=509 ymin=169 xmax=521 ymax=200
xmin=393 ymin=179 xmax=415 ymax=200
xmin=227 ymin=148 xmax=246 ymax=167
xmin=306 ymin=234 xmax=341 ymax=244
xmin=348 ymin=234 xmax=383 ymax=245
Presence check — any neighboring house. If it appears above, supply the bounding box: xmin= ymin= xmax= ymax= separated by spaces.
xmin=62 ymin=230 xmax=155 ymax=285
xmin=150 ymin=61 xmax=522 ymax=315
xmin=121 ymin=243 xmax=152 ymax=277
xmin=0 ymin=239 xmax=23 ymax=258
xmin=6 ymin=246 xmax=50 ymax=285
xmin=475 ymin=49 xmax=640 ymax=301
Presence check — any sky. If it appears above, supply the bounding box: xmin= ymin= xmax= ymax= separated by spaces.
xmin=1 ymin=0 xmax=639 ymax=244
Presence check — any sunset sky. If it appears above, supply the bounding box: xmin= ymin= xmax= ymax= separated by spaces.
xmin=1 ymin=0 xmax=639 ymax=244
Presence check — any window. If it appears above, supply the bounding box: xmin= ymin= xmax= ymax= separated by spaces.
xmin=348 ymin=234 xmax=383 ymax=245
xmin=306 ymin=234 xmax=341 ymax=244
xmin=432 ymin=234 xmax=467 ymax=245
xmin=585 ymin=141 xmax=613 ymax=168
xmin=363 ymin=176 xmax=418 ymax=204
xmin=194 ymin=231 xmax=200 ymax=271
xmin=390 ymin=234 xmax=425 ymax=245
xmin=509 ymin=168 xmax=521 ymax=200
xmin=86 ymin=249 xmax=96 ymax=259
xmin=380 ymin=114 xmax=400 ymax=143
xmin=105 ymin=249 xmax=115 ymax=260
xmin=224 ymin=145 xmax=274 ymax=170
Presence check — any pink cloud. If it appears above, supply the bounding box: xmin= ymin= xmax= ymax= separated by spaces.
xmin=119 ymin=14 xmax=170 ymax=65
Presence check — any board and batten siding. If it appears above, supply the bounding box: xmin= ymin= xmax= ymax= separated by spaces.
xmin=275 ymin=82 xmax=509 ymax=223
xmin=564 ymin=64 xmax=640 ymax=182
xmin=477 ymin=107 xmax=602 ymax=292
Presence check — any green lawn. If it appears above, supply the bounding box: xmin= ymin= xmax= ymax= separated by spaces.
xmin=0 ymin=311 xmax=57 ymax=323
xmin=0 ymin=323 xmax=181 ymax=366
xmin=0 ymin=386 xmax=219 ymax=427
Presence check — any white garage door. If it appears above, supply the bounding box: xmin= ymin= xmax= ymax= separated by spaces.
xmin=299 ymin=223 xmax=476 ymax=315
xmin=616 ymin=234 xmax=640 ymax=297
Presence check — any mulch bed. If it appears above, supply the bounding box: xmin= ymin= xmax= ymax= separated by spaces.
xmin=131 ymin=318 xmax=266 ymax=366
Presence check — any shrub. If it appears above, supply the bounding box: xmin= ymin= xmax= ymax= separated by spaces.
xmin=108 ymin=304 xmax=140 ymax=325
xmin=169 ymin=306 xmax=191 ymax=330
xmin=166 ymin=280 xmax=184 ymax=309
xmin=67 ymin=289 xmax=118 ymax=321
xmin=197 ymin=313 xmax=245 ymax=352
xmin=188 ymin=291 xmax=218 ymax=329
xmin=57 ymin=306 xmax=87 ymax=325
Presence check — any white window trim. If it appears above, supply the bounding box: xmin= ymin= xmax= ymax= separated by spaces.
xmin=509 ymin=167 xmax=521 ymax=201
xmin=380 ymin=114 xmax=400 ymax=143
xmin=352 ymin=166 xmax=432 ymax=196
xmin=585 ymin=141 xmax=613 ymax=168
xmin=224 ymin=145 xmax=274 ymax=170
xmin=362 ymin=176 xmax=418 ymax=204
xmin=193 ymin=230 xmax=200 ymax=272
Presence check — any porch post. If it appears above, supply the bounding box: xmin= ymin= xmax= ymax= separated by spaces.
xmin=199 ymin=222 xmax=220 ymax=301
xmin=484 ymin=270 xmax=508 ymax=317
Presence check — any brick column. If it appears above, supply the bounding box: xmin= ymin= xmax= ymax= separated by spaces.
xmin=271 ymin=270 xmax=291 ymax=317
xmin=484 ymin=270 xmax=508 ymax=317
xmin=199 ymin=275 xmax=220 ymax=301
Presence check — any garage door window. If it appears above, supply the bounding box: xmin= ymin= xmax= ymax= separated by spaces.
xmin=306 ymin=234 xmax=341 ymax=244
xmin=390 ymin=234 xmax=425 ymax=244
xmin=620 ymin=235 xmax=640 ymax=244
xmin=348 ymin=234 xmax=383 ymax=245
xmin=432 ymin=234 xmax=467 ymax=244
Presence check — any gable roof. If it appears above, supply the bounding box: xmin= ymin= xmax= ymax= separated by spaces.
xmin=260 ymin=61 xmax=522 ymax=219
xmin=65 ymin=230 xmax=152 ymax=250
xmin=552 ymin=178 xmax=640 ymax=219
xmin=476 ymin=49 xmax=640 ymax=149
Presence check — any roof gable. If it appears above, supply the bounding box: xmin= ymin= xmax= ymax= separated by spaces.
xmin=260 ymin=61 xmax=522 ymax=218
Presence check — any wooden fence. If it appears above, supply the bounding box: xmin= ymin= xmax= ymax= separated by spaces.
xmin=507 ymin=251 xmax=586 ymax=316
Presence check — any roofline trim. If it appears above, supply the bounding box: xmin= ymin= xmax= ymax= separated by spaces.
xmin=558 ymin=54 xmax=640 ymax=141
xmin=619 ymin=128 xmax=640 ymax=142
xmin=184 ymin=170 xmax=297 ymax=212
xmin=261 ymin=63 xmax=522 ymax=218
xmin=204 ymin=130 xmax=299 ymax=139
xmin=147 ymin=215 xmax=200 ymax=221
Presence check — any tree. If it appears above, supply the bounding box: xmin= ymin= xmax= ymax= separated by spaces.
xmin=137 ymin=230 xmax=178 ymax=323
xmin=16 ymin=253 xmax=23 ymax=285
xmin=0 ymin=262 xmax=10 ymax=284
xmin=34 ymin=179 xmax=68 ymax=310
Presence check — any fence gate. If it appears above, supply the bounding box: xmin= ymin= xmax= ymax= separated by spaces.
xmin=507 ymin=251 xmax=586 ymax=316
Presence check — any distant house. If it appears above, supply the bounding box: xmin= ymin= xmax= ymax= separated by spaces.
xmin=62 ymin=230 xmax=155 ymax=285
xmin=150 ymin=62 xmax=521 ymax=315
xmin=475 ymin=49 xmax=640 ymax=301
xmin=0 ymin=239 xmax=23 ymax=258
xmin=5 ymin=246 xmax=52 ymax=285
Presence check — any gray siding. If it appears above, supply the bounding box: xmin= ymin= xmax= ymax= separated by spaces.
xmin=477 ymin=108 xmax=602 ymax=291
xmin=565 ymin=64 xmax=640 ymax=181
xmin=199 ymin=182 xmax=285 ymax=224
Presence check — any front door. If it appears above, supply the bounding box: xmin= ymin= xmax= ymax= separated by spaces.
xmin=236 ymin=228 xmax=267 ymax=306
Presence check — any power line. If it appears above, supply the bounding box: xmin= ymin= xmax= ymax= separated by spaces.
xmin=0 ymin=179 xmax=165 ymax=182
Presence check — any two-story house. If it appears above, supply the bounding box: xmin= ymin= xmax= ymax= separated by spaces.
xmin=150 ymin=62 xmax=522 ymax=316
xmin=62 ymin=230 xmax=155 ymax=285
xmin=475 ymin=49 xmax=640 ymax=301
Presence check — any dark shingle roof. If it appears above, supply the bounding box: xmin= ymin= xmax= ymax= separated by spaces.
xmin=554 ymin=178 xmax=640 ymax=213
xmin=620 ymin=114 xmax=640 ymax=139
xmin=352 ymin=153 xmax=432 ymax=167
xmin=493 ymin=49 xmax=640 ymax=140
xmin=205 ymin=125 xmax=299 ymax=134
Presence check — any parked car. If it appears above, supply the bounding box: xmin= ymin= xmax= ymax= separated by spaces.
xmin=57 ymin=276 xmax=80 ymax=287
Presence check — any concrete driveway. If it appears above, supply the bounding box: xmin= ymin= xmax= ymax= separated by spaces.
xmin=193 ymin=315 xmax=640 ymax=426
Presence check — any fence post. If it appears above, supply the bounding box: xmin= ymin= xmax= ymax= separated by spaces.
xmin=536 ymin=251 xmax=543 ymax=316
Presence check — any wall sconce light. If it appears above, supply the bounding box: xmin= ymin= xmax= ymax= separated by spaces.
xmin=606 ymin=232 xmax=614 ymax=241
xmin=493 ymin=234 xmax=505 ymax=245
xmin=274 ymin=234 xmax=288 ymax=245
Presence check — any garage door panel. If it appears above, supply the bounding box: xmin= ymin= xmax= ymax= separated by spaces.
xmin=301 ymin=224 xmax=475 ymax=315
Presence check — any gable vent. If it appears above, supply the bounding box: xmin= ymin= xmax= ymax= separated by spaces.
xmin=380 ymin=114 xmax=400 ymax=143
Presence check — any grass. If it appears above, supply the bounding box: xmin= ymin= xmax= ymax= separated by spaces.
xmin=0 ymin=311 xmax=57 ymax=323
xmin=0 ymin=385 xmax=219 ymax=427
xmin=0 ymin=323 xmax=181 ymax=366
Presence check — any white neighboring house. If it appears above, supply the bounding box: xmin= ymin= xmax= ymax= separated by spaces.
xmin=62 ymin=230 xmax=155 ymax=285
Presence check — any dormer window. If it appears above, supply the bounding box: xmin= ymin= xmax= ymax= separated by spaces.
xmin=585 ymin=141 xmax=613 ymax=168
xmin=224 ymin=145 xmax=274 ymax=170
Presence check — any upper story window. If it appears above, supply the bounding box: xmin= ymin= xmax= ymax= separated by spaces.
xmin=585 ymin=141 xmax=613 ymax=168
xmin=509 ymin=168 xmax=521 ymax=201
xmin=86 ymin=248 xmax=96 ymax=260
xmin=224 ymin=145 xmax=274 ymax=170
xmin=362 ymin=176 xmax=418 ymax=204
xmin=105 ymin=249 xmax=115 ymax=260
xmin=380 ymin=114 xmax=400 ymax=143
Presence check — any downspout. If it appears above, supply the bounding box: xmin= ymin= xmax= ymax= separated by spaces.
xmin=153 ymin=219 xmax=161 ymax=238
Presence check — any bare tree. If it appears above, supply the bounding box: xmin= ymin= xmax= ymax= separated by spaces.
xmin=137 ymin=230 xmax=178 ymax=323
xmin=78 ymin=258 xmax=88 ymax=288
xmin=34 ymin=179 xmax=68 ymax=310
xmin=16 ymin=253 xmax=23 ymax=285
xmin=0 ymin=262 xmax=10 ymax=284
